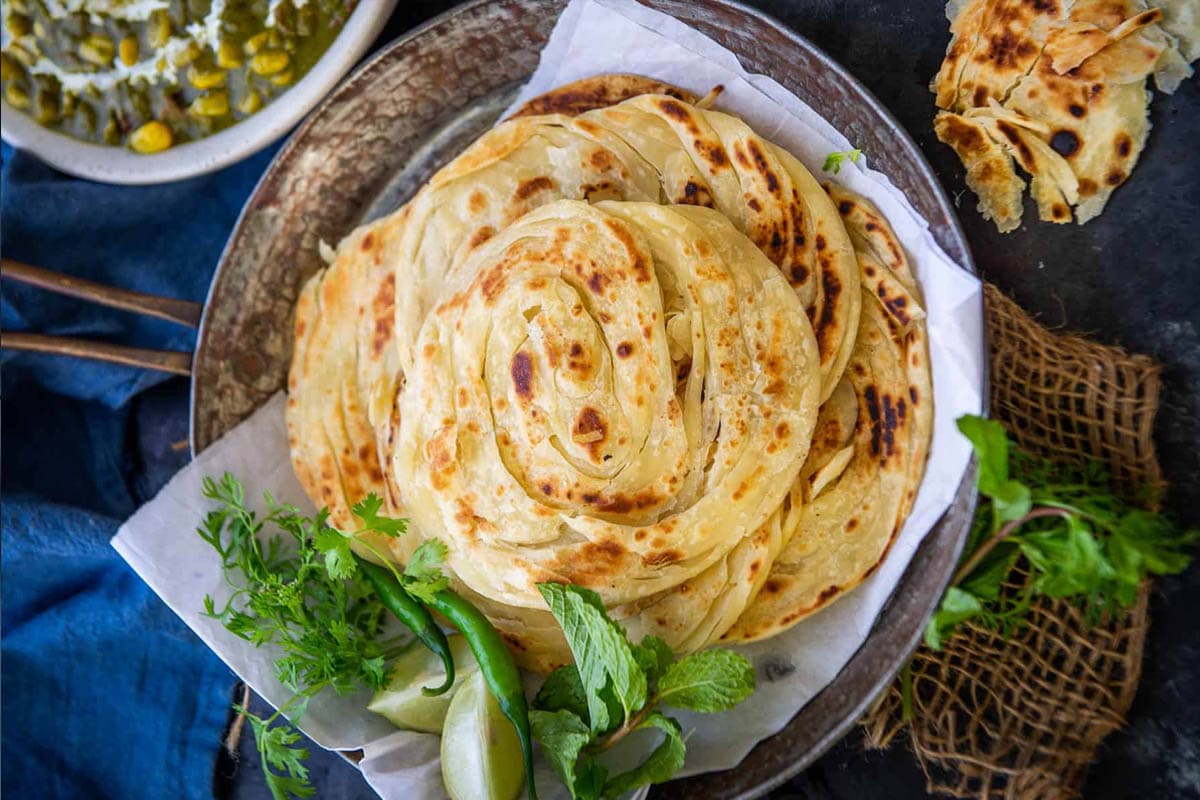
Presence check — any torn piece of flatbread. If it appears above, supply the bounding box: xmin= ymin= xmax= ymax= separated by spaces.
xmin=932 ymin=0 xmax=1198 ymax=232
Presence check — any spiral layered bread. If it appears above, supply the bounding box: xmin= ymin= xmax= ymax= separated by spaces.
xmin=288 ymin=76 xmax=932 ymax=669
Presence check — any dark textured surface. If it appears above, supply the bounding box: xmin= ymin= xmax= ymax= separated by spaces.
xmin=210 ymin=1 xmax=1200 ymax=798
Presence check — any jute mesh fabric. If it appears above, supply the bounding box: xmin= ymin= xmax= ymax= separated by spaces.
xmin=860 ymin=284 xmax=1162 ymax=800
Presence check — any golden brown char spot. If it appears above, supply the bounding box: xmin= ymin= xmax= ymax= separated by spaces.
xmin=468 ymin=226 xmax=495 ymax=250
xmin=589 ymin=149 xmax=614 ymax=170
xmin=695 ymin=138 xmax=729 ymax=170
xmin=656 ymin=98 xmax=701 ymax=135
xmin=616 ymin=341 xmax=634 ymax=358
xmin=511 ymin=351 xmax=534 ymax=400
xmin=679 ymin=180 xmax=715 ymax=208
xmin=360 ymin=231 xmax=376 ymax=251
xmin=745 ymin=139 xmax=781 ymax=194
xmin=1115 ymin=134 xmax=1132 ymax=158
xmin=1106 ymin=170 xmax=1126 ymax=186
xmin=514 ymin=176 xmax=556 ymax=201
xmin=642 ymin=549 xmax=682 ymax=567
xmin=1078 ymin=178 xmax=1098 ymax=197
xmin=845 ymin=518 xmax=859 ymax=532
xmin=1049 ymin=129 xmax=1080 ymax=158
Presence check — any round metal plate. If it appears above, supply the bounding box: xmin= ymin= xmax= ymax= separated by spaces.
xmin=191 ymin=1 xmax=981 ymax=796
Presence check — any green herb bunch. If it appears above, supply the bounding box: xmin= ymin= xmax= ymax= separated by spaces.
xmin=926 ymin=416 xmax=1198 ymax=649
xmin=197 ymin=474 xmax=444 ymax=800
xmin=531 ymin=583 xmax=756 ymax=800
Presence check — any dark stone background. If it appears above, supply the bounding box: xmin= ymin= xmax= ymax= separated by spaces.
xmin=201 ymin=1 xmax=1199 ymax=798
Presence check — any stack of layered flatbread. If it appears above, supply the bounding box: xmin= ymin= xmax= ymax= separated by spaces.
xmin=934 ymin=0 xmax=1199 ymax=231
xmin=286 ymin=76 xmax=933 ymax=670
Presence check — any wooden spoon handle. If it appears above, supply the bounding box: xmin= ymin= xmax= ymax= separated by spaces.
xmin=0 ymin=331 xmax=193 ymax=376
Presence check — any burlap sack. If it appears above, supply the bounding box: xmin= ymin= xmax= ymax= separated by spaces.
xmin=860 ymin=284 xmax=1163 ymax=799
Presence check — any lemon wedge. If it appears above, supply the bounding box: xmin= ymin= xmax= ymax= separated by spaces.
xmin=440 ymin=670 xmax=525 ymax=800
xmin=367 ymin=635 xmax=478 ymax=733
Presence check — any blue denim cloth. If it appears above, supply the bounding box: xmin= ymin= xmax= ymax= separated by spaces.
xmin=0 ymin=141 xmax=276 ymax=799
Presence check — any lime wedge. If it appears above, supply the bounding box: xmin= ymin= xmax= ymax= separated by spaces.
xmin=441 ymin=670 xmax=525 ymax=800
xmin=368 ymin=634 xmax=478 ymax=733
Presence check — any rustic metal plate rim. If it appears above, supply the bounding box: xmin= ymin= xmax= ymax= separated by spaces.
xmin=188 ymin=2 xmax=983 ymax=796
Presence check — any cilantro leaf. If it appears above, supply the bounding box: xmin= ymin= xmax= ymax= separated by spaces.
xmin=531 ymin=709 xmax=597 ymax=798
xmin=822 ymin=148 xmax=862 ymax=174
xmin=401 ymin=539 xmax=449 ymax=603
xmin=197 ymin=475 xmax=411 ymax=800
xmin=351 ymin=494 xmax=408 ymax=537
xmin=243 ymin=711 xmax=315 ymax=800
xmin=538 ymin=583 xmax=647 ymax=733
xmin=312 ymin=528 xmax=355 ymax=581
xmin=928 ymin=416 xmax=1197 ymax=650
xmin=924 ymin=586 xmax=984 ymax=650
xmin=600 ymin=712 xmax=686 ymax=799
xmin=957 ymin=416 xmax=1031 ymax=522
xmin=657 ymin=649 xmax=755 ymax=712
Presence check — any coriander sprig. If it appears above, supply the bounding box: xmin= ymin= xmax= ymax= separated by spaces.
xmin=925 ymin=416 xmax=1198 ymax=649
xmin=531 ymin=583 xmax=755 ymax=799
xmin=198 ymin=474 xmax=437 ymax=800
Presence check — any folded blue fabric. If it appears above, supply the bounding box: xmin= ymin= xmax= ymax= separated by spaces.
xmin=0 ymin=141 xmax=276 ymax=799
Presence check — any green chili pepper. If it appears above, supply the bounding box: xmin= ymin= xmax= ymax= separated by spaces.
xmin=357 ymin=558 xmax=455 ymax=696
xmin=429 ymin=589 xmax=538 ymax=800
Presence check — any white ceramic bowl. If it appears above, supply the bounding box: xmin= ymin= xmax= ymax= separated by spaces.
xmin=0 ymin=2 xmax=398 ymax=185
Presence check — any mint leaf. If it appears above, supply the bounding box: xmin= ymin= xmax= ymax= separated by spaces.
xmin=657 ymin=649 xmax=755 ymax=713
xmin=312 ymin=528 xmax=355 ymax=580
xmin=538 ymin=583 xmax=647 ymax=733
xmin=402 ymin=539 xmax=449 ymax=603
xmin=530 ymin=709 xmax=597 ymax=798
xmin=957 ymin=416 xmax=1032 ymax=521
xmin=924 ymin=586 xmax=984 ymax=650
xmin=535 ymin=665 xmax=591 ymax=721
xmin=822 ymin=148 xmax=862 ymax=174
xmin=632 ymin=635 xmax=674 ymax=684
xmin=600 ymin=712 xmax=686 ymax=799
xmin=351 ymin=494 xmax=408 ymax=537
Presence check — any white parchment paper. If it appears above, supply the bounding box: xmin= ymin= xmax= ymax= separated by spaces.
xmin=113 ymin=1 xmax=983 ymax=797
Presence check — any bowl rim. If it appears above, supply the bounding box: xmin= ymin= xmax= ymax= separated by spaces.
xmin=0 ymin=1 xmax=398 ymax=185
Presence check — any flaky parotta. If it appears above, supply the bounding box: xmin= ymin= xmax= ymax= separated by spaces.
xmin=287 ymin=76 xmax=932 ymax=669
xmin=933 ymin=0 xmax=1199 ymax=231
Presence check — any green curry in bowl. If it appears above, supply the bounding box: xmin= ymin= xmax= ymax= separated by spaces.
xmin=1 ymin=0 xmax=359 ymax=153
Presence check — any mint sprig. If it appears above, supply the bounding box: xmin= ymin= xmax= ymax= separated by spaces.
xmin=532 ymin=583 xmax=755 ymax=799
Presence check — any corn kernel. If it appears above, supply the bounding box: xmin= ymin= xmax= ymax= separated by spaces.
xmin=34 ymin=92 xmax=58 ymax=124
xmin=243 ymin=31 xmax=270 ymax=55
xmin=5 ymin=82 xmax=31 ymax=110
xmin=148 ymin=11 xmax=171 ymax=49
xmin=129 ymin=120 xmax=173 ymax=153
xmin=216 ymin=39 xmax=243 ymax=69
xmin=5 ymin=13 xmax=31 ymax=38
xmin=188 ymin=64 xmax=227 ymax=90
xmin=237 ymin=90 xmax=263 ymax=115
xmin=0 ymin=52 xmax=20 ymax=82
xmin=119 ymin=36 xmax=139 ymax=67
xmin=171 ymin=41 xmax=201 ymax=68
xmin=79 ymin=35 xmax=115 ymax=67
xmin=189 ymin=90 xmax=229 ymax=117
xmin=7 ymin=43 xmax=37 ymax=67
xmin=249 ymin=50 xmax=289 ymax=76
xmin=269 ymin=66 xmax=294 ymax=87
